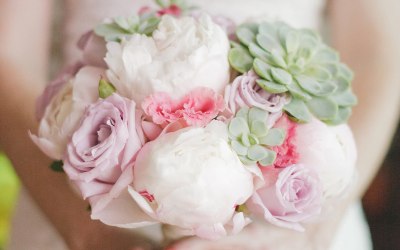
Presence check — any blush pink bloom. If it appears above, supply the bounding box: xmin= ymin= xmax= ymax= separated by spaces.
xmin=63 ymin=94 xmax=146 ymax=224
xmin=247 ymin=164 xmax=322 ymax=231
xmin=142 ymin=87 xmax=225 ymax=127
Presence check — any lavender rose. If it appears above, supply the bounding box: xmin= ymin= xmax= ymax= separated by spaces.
xmin=63 ymin=93 xmax=146 ymax=223
xmin=225 ymin=70 xmax=288 ymax=115
xmin=247 ymin=164 xmax=322 ymax=231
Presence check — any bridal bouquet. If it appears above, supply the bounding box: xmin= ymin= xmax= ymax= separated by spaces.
xmin=31 ymin=0 xmax=357 ymax=242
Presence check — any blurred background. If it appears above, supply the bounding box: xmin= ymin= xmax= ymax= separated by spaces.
xmin=0 ymin=123 xmax=399 ymax=249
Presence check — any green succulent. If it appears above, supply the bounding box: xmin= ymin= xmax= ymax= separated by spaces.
xmin=94 ymin=14 xmax=161 ymax=42
xmin=229 ymin=22 xmax=357 ymax=125
xmin=228 ymin=107 xmax=286 ymax=166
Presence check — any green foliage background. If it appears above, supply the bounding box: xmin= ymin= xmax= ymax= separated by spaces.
xmin=0 ymin=153 xmax=19 ymax=249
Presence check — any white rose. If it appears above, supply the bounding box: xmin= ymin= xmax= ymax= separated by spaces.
xmin=30 ymin=67 xmax=104 ymax=159
xmin=105 ymin=14 xmax=230 ymax=104
xmin=128 ymin=121 xmax=254 ymax=239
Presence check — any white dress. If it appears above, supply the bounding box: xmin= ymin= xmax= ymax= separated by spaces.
xmin=8 ymin=0 xmax=372 ymax=249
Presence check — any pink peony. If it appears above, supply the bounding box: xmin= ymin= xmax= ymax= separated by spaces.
xmin=248 ymin=164 xmax=322 ymax=231
xmin=142 ymin=87 xmax=225 ymax=127
xmin=63 ymin=94 xmax=146 ymax=223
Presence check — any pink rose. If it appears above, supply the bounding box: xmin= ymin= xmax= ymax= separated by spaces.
xmin=248 ymin=164 xmax=322 ymax=231
xmin=142 ymin=87 xmax=225 ymax=127
xmin=63 ymin=94 xmax=146 ymax=222
xmin=225 ymin=71 xmax=288 ymax=115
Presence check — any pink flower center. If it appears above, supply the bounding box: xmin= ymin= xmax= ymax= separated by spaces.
xmin=139 ymin=190 xmax=155 ymax=202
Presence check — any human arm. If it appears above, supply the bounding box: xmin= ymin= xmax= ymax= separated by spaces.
xmin=0 ymin=1 xmax=158 ymax=249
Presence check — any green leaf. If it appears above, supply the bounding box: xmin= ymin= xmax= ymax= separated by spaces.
xmin=256 ymin=79 xmax=288 ymax=94
xmin=239 ymin=156 xmax=255 ymax=165
xmin=247 ymin=145 xmax=269 ymax=161
xmin=236 ymin=27 xmax=256 ymax=46
xmin=259 ymin=128 xmax=286 ymax=146
xmin=99 ymin=78 xmax=116 ymax=99
xmin=249 ymin=43 xmax=270 ymax=62
xmin=94 ymin=23 xmax=127 ymax=41
xmin=337 ymin=64 xmax=354 ymax=82
xmin=236 ymin=107 xmax=249 ymax=119
xmin=306 ymin=97 xmax=338 ymax=120
xmin=229 ymin=117 xmax=249 ymax=137
xmin=231 ymin=140 xmax=248 ymax=156
xmin=312 ymin=48 xmax=339 ymax=63
xmin=325 ymin=107 xmax=352 ymax=125
xmin=256 ymin=34 xmax=282 ymax=53
xmin=240 ymin=133 xmax=251 ymax=147
xmin=304 ymin=66 xmax=332 ymax=81
xmin=286 ymin=81 xmax=313 ymax=101
xmin=335 ymin=76 xmax=350 ymax=93
xmin=50 ymin=161 xmax=64 ymax=173
xmin=270 ymin=67 xmax=292 ymax=85
xmin=285 ymin=31 xmax=300 ymax=54
xmin=284 ymin=98 xmax=312 ymax=123
xmin=331 ymin=90 xmax=358 ymax=107
xmin=138 ymin=17 xmax=161 ymax=36
xmin=228 ymin=48 xmax=254 ymax=73
xmin=250 ymin=120 xmax=268 ymax=137
xmin=248 ymin=107 xmax=268 ymax=122
xmin=258 ymin=23 xmax=277 ymax=37
xmin=253 ymin=58 xmax=272 ymax=81
xmin=259 ymin=150 xmax=277 ymax=166
xmin=295 ymin=75 xmax=322 ymax=95
xmin=270 ymin=49 xmax=287 ymax=68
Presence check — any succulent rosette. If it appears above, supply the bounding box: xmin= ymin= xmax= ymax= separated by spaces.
xmin=30 ymin=0 xmax=359 ymax=243
xmin=229 ymin=22 xmax=357 ymax=125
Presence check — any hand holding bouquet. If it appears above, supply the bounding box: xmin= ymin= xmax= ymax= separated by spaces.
xmin=31 ymin=0 xmax=357 ymax=246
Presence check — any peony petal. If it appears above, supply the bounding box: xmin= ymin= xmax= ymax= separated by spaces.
xmin=29 ymin=132 xmax=63 ymax=160
xmin=128 ymin=186 xmax=157 ymax=217
xmin=90 ymin=189 xmax=157 ymax=228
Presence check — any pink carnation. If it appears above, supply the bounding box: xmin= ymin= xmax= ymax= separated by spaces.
xmin=271 ymin=115 xmax=300 ymax=168
xmin=142 ymin=87 xmax=225 ymax=127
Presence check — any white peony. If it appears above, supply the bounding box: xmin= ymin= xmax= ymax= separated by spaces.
xmin=128 ymin=121 xmax=254 ymax=239
xmin=295 ymin=118 xmax=357 ymax=199
xmin=105 ymin=14 xmax=230 ymax=104
xmin=30 ymin=67 xmax=104 ymax=159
